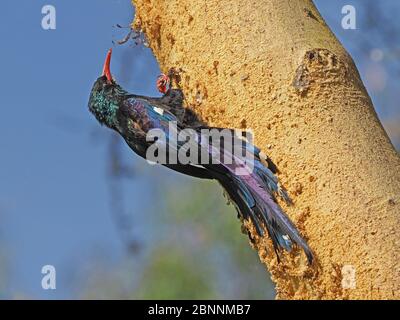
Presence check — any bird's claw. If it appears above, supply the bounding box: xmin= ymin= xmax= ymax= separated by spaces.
xmin=156 ymin=68 xmax=183 ymax=94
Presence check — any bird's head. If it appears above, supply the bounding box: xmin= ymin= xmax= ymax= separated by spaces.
xmin=88 ymin=48 xmax=128 ymax=128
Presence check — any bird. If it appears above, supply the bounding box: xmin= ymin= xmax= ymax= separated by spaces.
xmin=88 ymin=48 xmax=313 ymax=264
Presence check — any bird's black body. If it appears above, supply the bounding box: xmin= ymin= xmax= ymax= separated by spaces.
xmin=88 ymin=49 xmax=313 ymax=264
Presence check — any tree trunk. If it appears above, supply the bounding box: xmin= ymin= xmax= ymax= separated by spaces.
xmin=132 ymin=0 xmax=400 ymax=299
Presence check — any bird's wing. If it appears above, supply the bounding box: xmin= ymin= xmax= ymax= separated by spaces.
xmin=129 ymin=89 xmax=188 ymax=124
xmin=119 ymin=97 xmax=213 ymax=179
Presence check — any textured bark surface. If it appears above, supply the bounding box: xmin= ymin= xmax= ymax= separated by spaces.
xmin=132 ymin=0 xmax=400 ymax=299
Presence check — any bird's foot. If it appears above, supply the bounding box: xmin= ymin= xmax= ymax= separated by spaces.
xmin=156 ymin=67 xmax=183 ymax=94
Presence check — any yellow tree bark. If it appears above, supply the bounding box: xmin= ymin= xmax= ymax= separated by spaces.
xmin=132 ymin=0 xmax=400 ymax=299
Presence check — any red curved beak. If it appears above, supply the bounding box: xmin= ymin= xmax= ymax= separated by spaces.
xmin=102 ymin=48 xmax=113 ymax=82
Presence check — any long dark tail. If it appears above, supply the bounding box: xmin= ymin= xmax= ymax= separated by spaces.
xmin=170 ymin=125 xmax=313 ymax=264
xmin=210 ymin=145 xmax=313 ymax=264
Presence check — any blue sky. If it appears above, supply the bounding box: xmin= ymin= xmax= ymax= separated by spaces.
xmin=0 ymin=0 xmax=163 ymax=298
xmin=0 ymin=0 xmax=398 ymax=299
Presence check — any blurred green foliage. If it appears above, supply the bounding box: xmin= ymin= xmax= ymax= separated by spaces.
xmin=79 ymin=178 xmax=275 ymax=299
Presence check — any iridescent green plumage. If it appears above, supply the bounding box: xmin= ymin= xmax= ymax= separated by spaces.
xmin=88 ymin=80 xmax=127 ymax=128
